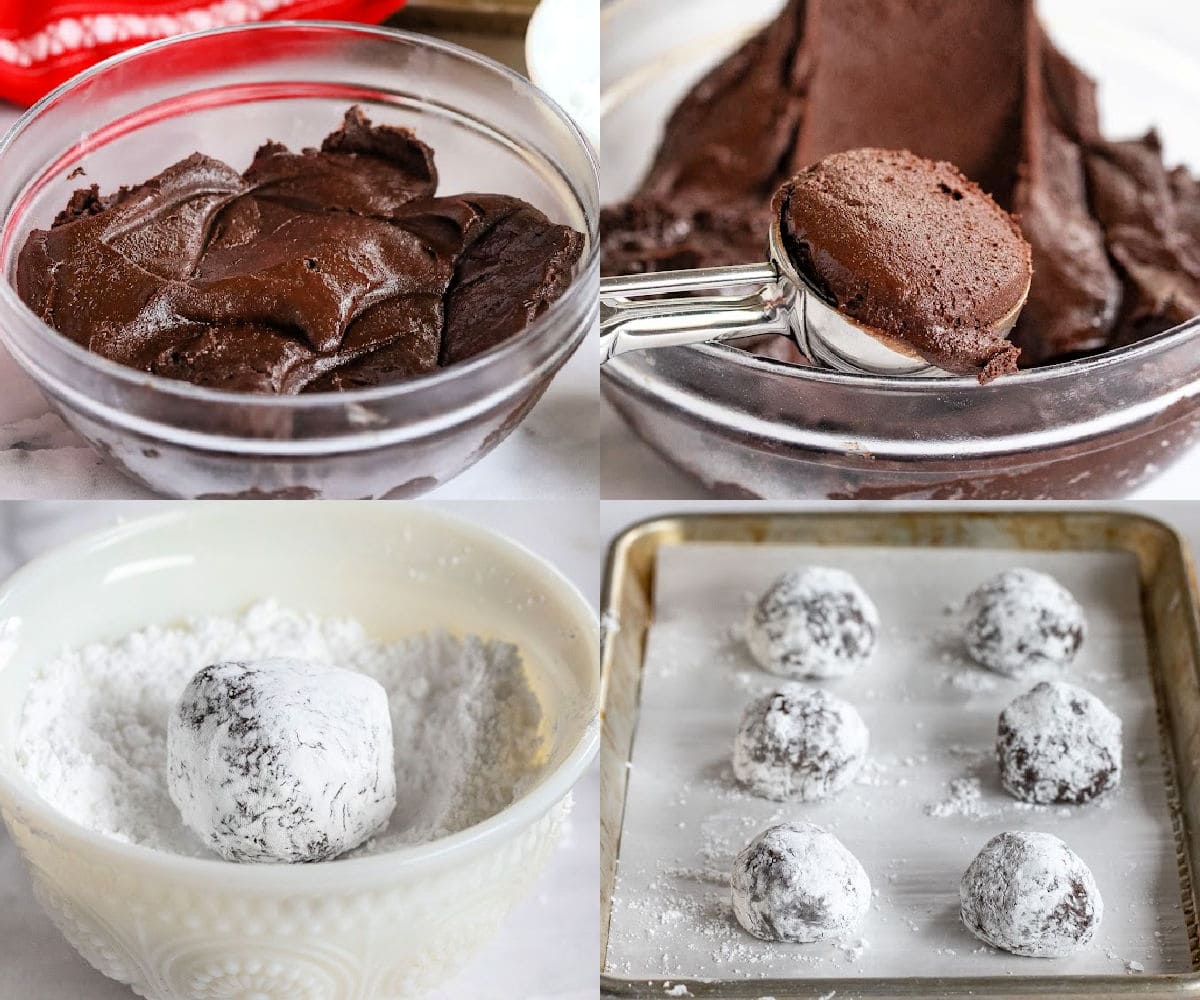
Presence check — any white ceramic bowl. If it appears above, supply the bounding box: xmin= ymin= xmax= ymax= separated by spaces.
xmin=0 ymin=505 xmax=599 ymax=1000
xmin=527 ymin=0 xmax=600 ymax=149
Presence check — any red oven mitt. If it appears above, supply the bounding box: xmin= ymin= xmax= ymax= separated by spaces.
xmin=0 ymin=0 xmax=407 ymax=106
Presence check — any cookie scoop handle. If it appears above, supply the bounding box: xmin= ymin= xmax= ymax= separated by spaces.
xmin=600 ymin=263 xmax=792 ymax=362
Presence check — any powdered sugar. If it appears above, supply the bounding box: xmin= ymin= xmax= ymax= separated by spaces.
xmin=925 ymin=777 xmax=999 ymax=820
xmin=16 ymin=600 xmax=543 ymax=858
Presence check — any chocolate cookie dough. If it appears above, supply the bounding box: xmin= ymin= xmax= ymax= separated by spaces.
xmin=602 ymin=0 xmax=1200 ymax=371
xmin=17 ymin=108 xmax=584 ymax=394
xmin=732 ymin=683 xmax=868 ymax=801
xmin=963 ymin=569 xmax=1086 ymax=678
xmin=997 ymin=681 xmax=1122 ymax=805
xmin=960 ymin=831 xmax=1103 ymax=958
xmin=775 ymin=149 xmax=1031 ymax=380
xmin=731 ymin=822 xmax=871 ymax=943
xmin=745 ymin=566 xmax=879 ymax=679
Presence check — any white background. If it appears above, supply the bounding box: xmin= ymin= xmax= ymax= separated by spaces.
xmin=0 ymin=500 xmax=599 ymax=1000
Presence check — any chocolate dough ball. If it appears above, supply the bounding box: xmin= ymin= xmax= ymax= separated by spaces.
xmin=732 ymin=822 xmax=871 ymax=943
xmin=960 ymin=831 xmax=1102 ymax=958
xmin=168 ymin=658 xmax=395 ymax=863
xmin=963 ymin=569 xmax=1085 ymax=677
xmin=997 ymin=681 xmax=1122 ymax=805
xmin=732 ymin=683 xmax=868 ymax=801
xmin=774 ymin=147 xmax=1031 ymax=382
xmin=745 ymin=567 xmax=879 ymax=678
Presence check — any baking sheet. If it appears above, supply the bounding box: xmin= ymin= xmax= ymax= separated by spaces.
xmin=605 ymin=542 xmax=1191 ymax=983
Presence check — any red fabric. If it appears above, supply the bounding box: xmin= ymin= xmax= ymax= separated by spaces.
xmin=0 ymin=0 xmax=406 ymax=105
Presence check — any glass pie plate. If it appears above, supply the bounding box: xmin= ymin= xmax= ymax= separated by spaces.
xmin=0 ymin=21 xmax=599 ymax=499
xmin=600 ymin=0 xmax=1200 ymax=499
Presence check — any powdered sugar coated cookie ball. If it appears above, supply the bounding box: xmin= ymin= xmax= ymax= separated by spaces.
xmin=732 ymin=822 xmax=871 ymax=943
xmin=997 ymin=681 xmax=1121 ymax=805
xmin=168 ymin=658 xmax=396 ymax=863
xmin=960 ymin=831 xmax=1102 ymax=957
xmin=963 ymin=569 xmax=1085 ymax=678
xmin=732 ymin=683 xmax=868 ymax=801
xmin=745 ymin=567 xmax=879 ymax=678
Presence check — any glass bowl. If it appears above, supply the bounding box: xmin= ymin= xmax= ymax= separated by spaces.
xmin=0 ymin=504 xmax=599 ymax=998
xmin=0 ymin=22 xmax=599 ymax=499
xmin=601 ymin=0 xmax=1200 ymax=499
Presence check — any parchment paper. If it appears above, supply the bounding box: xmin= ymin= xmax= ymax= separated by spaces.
xmin=605 ymin=543 xmax=1191 ymax=984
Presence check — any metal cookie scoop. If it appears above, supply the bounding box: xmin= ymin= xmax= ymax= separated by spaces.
xmin=600 ymin=212 xmax=1031 ymax=377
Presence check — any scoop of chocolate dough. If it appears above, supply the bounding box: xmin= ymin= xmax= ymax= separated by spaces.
xmin=602 ymin=0 xmax=1200 ymax=369
xmin=775 ymin=148 xmax=1031 ymax=381
xmin=16 ymin=107 xmax=584 ymax=395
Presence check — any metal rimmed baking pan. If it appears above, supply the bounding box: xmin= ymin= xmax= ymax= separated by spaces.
xmin=600 ymin=509 xmax=1200 ymax=998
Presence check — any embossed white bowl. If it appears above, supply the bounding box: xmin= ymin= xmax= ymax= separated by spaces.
xmin=0 ymin=504 xmax=599 ymax=1000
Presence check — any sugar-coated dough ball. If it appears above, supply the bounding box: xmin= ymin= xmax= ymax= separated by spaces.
xmin=745 ymin=567 xmax=879 ymax=679
xmin=960 ymin=831 xmax=1102 ymax=958
xmin=732 ymin=683 xmax=868 ymax=801
xmin=731 ymin=822 xmax=871 ymax=943
xmin=168 ymin=658 xmax=396 ymax=863
xmin=997 ymin=681 xmax=1122 ymax=804
xmin=963 ymin=569 xmax=1085 ymax=678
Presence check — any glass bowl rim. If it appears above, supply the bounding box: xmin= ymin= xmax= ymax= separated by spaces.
xmin=0 ymin=19 xmax=601 ymax=411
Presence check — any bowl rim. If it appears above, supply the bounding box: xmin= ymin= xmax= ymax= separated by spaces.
xmin=0 ymin=19 xmax=601 ymax=411
xmin=526 ymin=0 xmax=600 ymax=148
xmin=0 ymin=504 xmax=600 ymax=889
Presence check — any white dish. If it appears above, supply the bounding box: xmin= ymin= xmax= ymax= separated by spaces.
xmin=0 ymin=504 xmax=599 ymax=1000
xmin=527 ymin=0 xmax=600 ymax=150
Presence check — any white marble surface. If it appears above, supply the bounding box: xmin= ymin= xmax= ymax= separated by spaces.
xmin=0 ymin=500 xmax=599 ymax=1000
xmin=0 ymin=97 xmax=599 ymax=501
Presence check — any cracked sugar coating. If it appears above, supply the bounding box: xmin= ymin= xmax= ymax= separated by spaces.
xmin=960 ymin=831 xmax=1102 ymax=958
xmin=746 ymin=567 xmax=879 ymax=678
xmin=168 ymin=657 xmax=396 ymax=863
xmin=731 ymin=821 xmax=871 ymax=943
xmin=732 ymin=683 xmax=868 ymax=801
xmin=997 ymin=681 xmax=1122 ymax=805
xmin=963 ymin=569 xmax=1085 ymax=678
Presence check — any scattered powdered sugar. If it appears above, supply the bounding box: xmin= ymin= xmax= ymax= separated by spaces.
xmin=16 ymin=600 xmax=543 ymax=859
xmin=943 ymin=668 xmax=999 ymax=694
xmin=925 ymin=777 xmax=999 ymax=820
